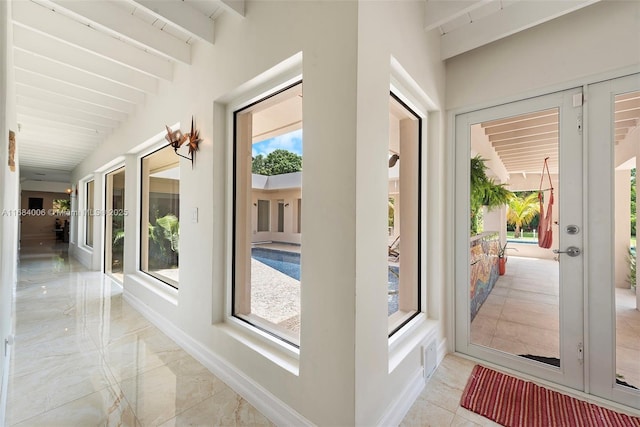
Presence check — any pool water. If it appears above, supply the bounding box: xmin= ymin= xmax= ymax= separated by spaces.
xmin=252 ymin=248 xmax=300 ymax=280
xmin=251 ymin=247 xmax=399 ymax=315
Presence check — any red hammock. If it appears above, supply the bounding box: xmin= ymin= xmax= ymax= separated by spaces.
xmin=538 ymin=157 xmax=554 ymax=249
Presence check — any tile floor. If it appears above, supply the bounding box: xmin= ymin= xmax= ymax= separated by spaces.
xmin=7 ymin=246 xmax=639 ymax=426
xmin=7 ymin=245 xmax=273 ymax=426
xmin=470 ymin=256 xmax=640 ymax=388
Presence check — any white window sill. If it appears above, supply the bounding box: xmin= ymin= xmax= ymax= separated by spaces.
xmin=128 ymin=272 xmax=178 ymax=306
xmin=388 ymin=313 xmax=438 ymax=373
xmin=218 ymin=316 xmax=300 ymax=376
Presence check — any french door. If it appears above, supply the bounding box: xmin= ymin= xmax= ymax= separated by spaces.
xmin=587 ymin=74 xmax=640 ymax=409
xmin=456 ymin=75 xmax=640 ymax=410
xmin=455 ymin=88 xmax=585 ymax=390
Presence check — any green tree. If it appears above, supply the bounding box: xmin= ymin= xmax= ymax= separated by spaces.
xmin=252 ymin=154 xmax=267 ymax=174
xmin=507 ymin=192 xmax=540 ymax=238
xmin=470 ymin=155 xmax=512 ymax=234
xmin=631 ymin=168 xmax=636 ymax=237
xmin=252 ymin=149 xmax=302 ymax=176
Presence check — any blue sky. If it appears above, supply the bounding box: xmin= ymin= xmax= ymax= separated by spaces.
xmin=252 ymin=129 xmax=302 ymax=157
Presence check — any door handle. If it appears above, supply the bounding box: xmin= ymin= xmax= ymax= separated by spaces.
xmin=553 ymin=246 xmax=581 ymax=257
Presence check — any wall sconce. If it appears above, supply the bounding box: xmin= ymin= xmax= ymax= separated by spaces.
xmin=388 ymin=154 xmax=400 ymax=168
xmin=165 ymin=116 xmax=201 ymax=167
xmin=285 ymin=203 xmax=290 ymax=207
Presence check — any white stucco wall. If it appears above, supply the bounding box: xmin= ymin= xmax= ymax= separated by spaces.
xmin=446 ymin=1 xmax=640 ymax=111
xmin=0 ymin=0 xmax=19 ymax=423
xmin=69 ymin=1 xmax=447 ymax=425
xmin=354 ymin=1 xmax=446 ymax=424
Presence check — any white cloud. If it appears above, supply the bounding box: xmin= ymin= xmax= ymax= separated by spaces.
xmin=253 ymin=129 xmax=303 ymax=157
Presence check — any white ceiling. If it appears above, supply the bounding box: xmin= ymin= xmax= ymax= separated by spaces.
xmin=426 ymin=0 xmax=600 ymax=60
xmin=11 ymin=0 xmax=599 ymax=183
xmin=12 ymin=0 xmax=244 ymax=183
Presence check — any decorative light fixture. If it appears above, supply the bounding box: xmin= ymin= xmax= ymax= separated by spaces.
xmin=388 ymin=153 xmax=400 ymax=168
xmin=165 ymin=116 xmax=201 ymax=167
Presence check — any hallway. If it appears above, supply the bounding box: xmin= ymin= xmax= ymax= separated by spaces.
xmin=6 ymin=245 xmax=273 ymax=426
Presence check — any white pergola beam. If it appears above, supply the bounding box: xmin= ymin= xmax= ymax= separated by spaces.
xmin=17 ymin=114 xmax=106 ymax=138
xmin=424 ymin=0 xmax=493 ymax=32
xmin=15 ymin=69 xmax=136 ymax=115
xmin=440 ymin=0 xmax=600 ymax=59
xmin=218 ymin=0 xmax=245 ymax=17
xmin=130 ymin=0 xmax=215 ymax=44
xmin=13 ymin=25 xmax=158 ymax=94
xmin=14 ymin=50 xmax=145 ymax=105
xmin=16 ymin=84 xmax=128 ymax=122
xmin=17 ymin=106 xmax=112 ymax=134
xmin=20 ymin=130 xmax=101 ymax=147
xmin=13 ymin=0 xmax=173 ymax=81
xmin=47 ymin=0 xmax=191 ymax=64
xmin=17 ymin=96 xmax=121 ymax=129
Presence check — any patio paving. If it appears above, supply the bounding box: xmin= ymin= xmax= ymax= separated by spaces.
xmin=471 ymin=256 xmax=640 ymax=388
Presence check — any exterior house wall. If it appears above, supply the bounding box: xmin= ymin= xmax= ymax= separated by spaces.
xmin=251 ymin=188 xmax=301 ymax=245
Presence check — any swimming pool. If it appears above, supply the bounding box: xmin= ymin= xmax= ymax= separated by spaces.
xmin=252 ymin=247 xmax=399 ymax=315
xmin=251 ymin=247 xmax=300 ymax=280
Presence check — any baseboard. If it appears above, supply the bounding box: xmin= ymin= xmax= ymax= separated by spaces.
xmin=437 ymin=337 xmax=448 ymax=365
xmin=123 ymin=291 xmax=313 ymax=427
xmin=0 ymin=337 xmax=12 ymax=427
xmin=377 ymin=366 xmax=425 ymax=427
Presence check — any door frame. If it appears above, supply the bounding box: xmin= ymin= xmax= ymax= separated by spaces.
xmin=454 ymin=87 xmax=585 ymax=390
xmin=587 ymin=73 xmax=640 ymax=409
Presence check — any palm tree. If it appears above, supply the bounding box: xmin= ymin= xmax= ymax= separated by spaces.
xmin=507 ymin=193 xmax=540 ymax=238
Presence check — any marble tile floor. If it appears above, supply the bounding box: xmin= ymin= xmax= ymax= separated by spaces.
xmin=470 ymin=256 xmax=640 ymax=389
xmin=7 ymin=246 xmax=273 ymax=426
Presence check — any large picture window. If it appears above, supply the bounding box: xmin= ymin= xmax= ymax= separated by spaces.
xmin=233 ymin=81 xmax=303 ymax=346
xmin=85 ymin=180 xmax=94 ymax=248
xmin=388 ymin=93 xmax=421 ymax=335
xmin=140 ymin=146 xmax=180 ymax=288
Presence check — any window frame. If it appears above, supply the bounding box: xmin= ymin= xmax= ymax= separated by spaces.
xmin=85 ymin=180 xmax=95 ymax=248
xmin=231 ymin=80 xmax=303 ymax=348
xmin=139 ymin=143 xmax=181 ymax=289
xmin=103 ymin=164 xmax=126 ymax=281
xmin=387 ymin=91 xmax=423 ymax=337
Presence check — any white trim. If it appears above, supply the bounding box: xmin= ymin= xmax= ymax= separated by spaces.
xmin=222 ymin=52 xmax=303 ymax=344
xmin=128 ymin=272 xmax=178 ymax=306
xmin=447 ymin=65 xmax=640 ymax=117
xmin=0 ymin=334 xmax=11 ymax=427
xmin=376 ymin=367 xmax=425 ymax=427
xmin=123 ymin=291 xmax=312 ymax=427
xmin=379 ymin=337 xmax=448 ymax=426
xmin=388 ymin=315 xmax=439 ymax=373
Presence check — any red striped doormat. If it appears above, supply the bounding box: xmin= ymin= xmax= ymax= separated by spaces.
xmin=460 ymin=365 xmax=640 ymax=426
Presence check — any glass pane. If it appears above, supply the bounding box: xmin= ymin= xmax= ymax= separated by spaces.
xmin=469 ymin=109 xmax=560 ymax=367
xmin=234 ymin=82 xmax=303 ymax=346
xmin=141 ymin=147 xmax=180 ymax=288
xmin=105 ymin=167 xmax=125 ymax=282
xmin=85 ymin=180 xmax=94 ymax=247
xmin=614 ymin=90 xmax=640 ymax=389
xmin=388 ymin=94 xmax=421 ymax=334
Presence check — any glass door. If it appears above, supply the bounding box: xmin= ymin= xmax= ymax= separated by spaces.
xmin=105 ymin=167 xmax=125 ymax=282
xmin=455 ymin=88 xmax=585 ymax=390
xmin=588 ymin=73 xmax=640 ymax=410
